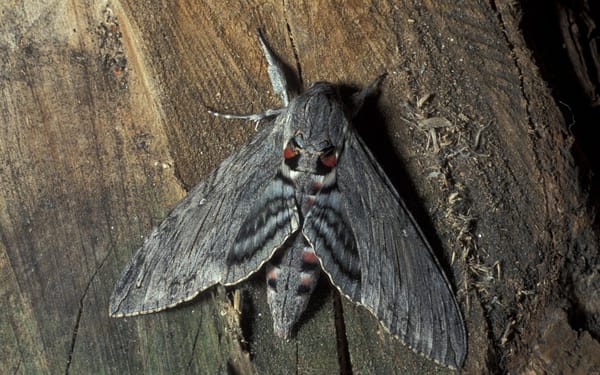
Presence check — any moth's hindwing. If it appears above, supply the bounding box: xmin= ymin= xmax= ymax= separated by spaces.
xmin=306 ymin=130 xmax=467 ymax=369
xmin=110 ymin=120 xmax=298 ymax=317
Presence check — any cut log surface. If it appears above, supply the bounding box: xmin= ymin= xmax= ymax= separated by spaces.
xmin=1 ymin=1 xmax=598 ymax=374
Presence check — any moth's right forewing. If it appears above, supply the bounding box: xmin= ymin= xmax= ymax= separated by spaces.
xmin=335 ymin=131 xmax=467 ymax=369
xmin=110 ymin=121 xmax=295 ymax=317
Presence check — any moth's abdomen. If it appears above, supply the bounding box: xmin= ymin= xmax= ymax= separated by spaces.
xmin=266 ymin=233 xmax=321 ymax=338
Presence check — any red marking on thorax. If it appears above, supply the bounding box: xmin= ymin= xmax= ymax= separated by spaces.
xmin=283 ymin=146 xmax=296 ymax=159
xmin=320 ymin=154 xmax=337 ymax=168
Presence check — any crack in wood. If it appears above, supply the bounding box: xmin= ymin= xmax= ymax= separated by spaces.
xmin=64 ymin=251 xmax=111 ymax=375
xmin=333 ymin=293 xmax=352 ymax=374
xmin=186 ymin=322 xmax=203 ymax=372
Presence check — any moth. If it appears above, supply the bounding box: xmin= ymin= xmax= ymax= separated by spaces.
xmin=110 ymin=30 xmax=467 ymax=369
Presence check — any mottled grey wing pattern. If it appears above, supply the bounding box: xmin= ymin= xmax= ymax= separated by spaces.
xmin=312 ymin=130 xmax=466 ymax=369
xmin=110 ymin=121 xmax=298 ymax=317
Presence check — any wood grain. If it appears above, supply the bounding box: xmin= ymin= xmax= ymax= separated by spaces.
xmin=1 ymin=1 xmax=597 ymax=373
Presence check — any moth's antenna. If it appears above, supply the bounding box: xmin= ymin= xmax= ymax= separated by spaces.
xmin=257 ymin=28 xmax=299 ymax=106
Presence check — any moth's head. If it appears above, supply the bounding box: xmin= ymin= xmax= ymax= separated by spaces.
xmin=281 ymin=82 xmax=349 ymax=174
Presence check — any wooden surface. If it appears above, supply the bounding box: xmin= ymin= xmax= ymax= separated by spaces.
xmin=1 ymin=1 xmax=598 ymax=374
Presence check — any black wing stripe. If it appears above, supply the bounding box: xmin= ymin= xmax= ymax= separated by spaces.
xmin=229 ymin=172 xmax=297 ymax=264
xmin=304 ymin=186 xmax=362 ymax=300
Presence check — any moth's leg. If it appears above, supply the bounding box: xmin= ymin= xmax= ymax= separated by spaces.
xmin=257 ymin=29 xmax=298 ymax=106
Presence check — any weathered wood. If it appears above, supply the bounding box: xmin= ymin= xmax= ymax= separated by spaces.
xmin=1 ymin=1 xmax=598 ymax=374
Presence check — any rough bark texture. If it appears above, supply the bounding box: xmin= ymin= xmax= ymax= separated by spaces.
xmin=1 ymin=1 xmax=598 ymax=374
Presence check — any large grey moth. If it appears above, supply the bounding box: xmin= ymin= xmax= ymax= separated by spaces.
xmin=110 ymin=29 xmax=467 ymax=369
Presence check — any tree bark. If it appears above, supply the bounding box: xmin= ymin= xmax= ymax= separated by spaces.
xmin=1 ymin=1 xmax=598 ymax=374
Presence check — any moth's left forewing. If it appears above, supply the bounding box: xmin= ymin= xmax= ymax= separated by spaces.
xmin=110 ymin=120 xmax=296 ymax=317
xmin=315 ymin=129 xmax=467 ymax=369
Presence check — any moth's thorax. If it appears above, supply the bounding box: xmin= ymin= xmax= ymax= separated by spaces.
xmin=281 ymin=82 xmax=349 ymax=148
xmin=282 ymin=123 xmax=339 ymax=216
